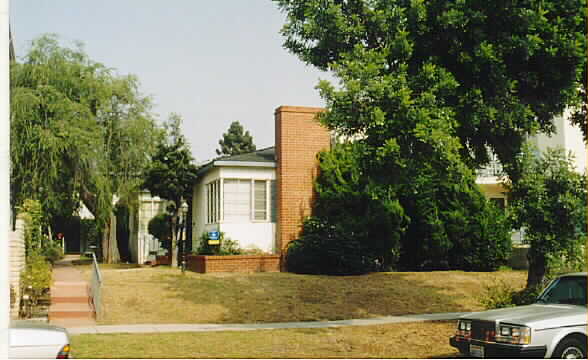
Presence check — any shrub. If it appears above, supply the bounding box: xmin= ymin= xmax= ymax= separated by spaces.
xmin=195 ymin=232 xmax=241 ymax=255
xmin=478 ymin=279 xmax=516 ymax=310
xmin=20 ymin=251 xmax=52 ymax=317
xmin=240 ymin=246 xmax=271 ymax=256
xmin=42 ymin=244 xmax=64 ymax=264
xmin=479 ymin=280 xmax=546 ymax=310
xmin=148 ymin=213 xmax=172 ymax=251
xmin=286 ymin=217 xmax=385 ymax=275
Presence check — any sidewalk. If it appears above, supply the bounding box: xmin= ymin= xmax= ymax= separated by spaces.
xmin=66 ymin=312 xmax=467 ymax=335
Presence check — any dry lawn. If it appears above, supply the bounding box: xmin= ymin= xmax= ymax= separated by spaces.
xmin=82 ymin=266 xmax=525 ymax=325
xmin=71 ymin=320 xmax=461 ymax=359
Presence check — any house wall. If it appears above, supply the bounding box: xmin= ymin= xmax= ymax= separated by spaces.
xmin=9 ymin=217 xmax=25 ymax=319
xmin=192 ymin=167 xmax=221 ymax=251
xmin=129 ymin=191 xmax=167 ymax=264
xmin=531 ymin=109 xmax=586 ymax=173
xmin=191 ymin=166 xmax=276 ymax=253
xmin=275 ymin=106 xmax=330 ymax=255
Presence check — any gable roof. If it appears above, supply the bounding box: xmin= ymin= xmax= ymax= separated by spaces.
xmin=215 ymin=146 xmax=275 ymax=163
xmin=196 ymin=147 xmax=276 ymax=176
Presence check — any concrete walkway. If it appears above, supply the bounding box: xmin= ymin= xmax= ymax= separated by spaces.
xmin=66 ymin=312 xmax=467 ymax=335
xmin=49 ymin=255 xmax=96 ymax=327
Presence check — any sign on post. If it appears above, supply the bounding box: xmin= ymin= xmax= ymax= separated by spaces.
xmin=208 ymin=231 xmax=220 ymax=245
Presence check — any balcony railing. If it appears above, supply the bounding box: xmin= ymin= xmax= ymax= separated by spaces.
xmin=477 ymin=159 xmax=505 ymax=178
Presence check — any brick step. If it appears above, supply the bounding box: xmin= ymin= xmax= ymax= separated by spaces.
xmin=49 ymin=302 xmax=95 ymax=320
xmin=51 ymin=296 xmax=90 ymax=304
xmin=51 ymin=284 xmax=89 ymax=297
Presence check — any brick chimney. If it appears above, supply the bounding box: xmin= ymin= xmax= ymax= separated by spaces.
xmin=274 ymin=106 xmax=331 ymax=261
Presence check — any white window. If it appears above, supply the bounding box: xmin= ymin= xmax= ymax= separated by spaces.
xmin=223 ymin=179 xmax=251 ymax=222
xmin=254 ymin=180 xmax=268 ymax=221
xmin=206 ymin=180 xmax=221 ymax=224
xmin=270 ymin=180 xmax=277 ymax=223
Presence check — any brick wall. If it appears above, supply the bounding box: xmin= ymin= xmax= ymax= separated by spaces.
xmin=10 ymin=217 xmax=25 ymax=319
xmin=275 ymin=106 xmax=331 ymax=257
xmin=186 ymin=255 xmax=280 ymax=273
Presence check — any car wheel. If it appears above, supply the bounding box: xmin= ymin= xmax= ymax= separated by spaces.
xmin=553 ymin=337 xmax=587 ymax=359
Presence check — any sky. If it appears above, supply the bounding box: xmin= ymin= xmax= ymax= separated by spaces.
xmin=10 ymin=0 xmax=333 ymax=163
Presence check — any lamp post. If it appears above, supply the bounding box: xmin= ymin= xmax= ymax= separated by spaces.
xmin=179 ymin=201 xmax=189 ymax=273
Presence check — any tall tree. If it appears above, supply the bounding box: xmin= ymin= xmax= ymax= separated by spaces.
xmin=143 ymin=113 xmax=198 ymax=268
xmin=10 ymin=34 xmax=161 ymax=262
xmin=216 ymin=121 xmax=256 ymax=156
xmin=274 ymin=0 xmax=586 ymax=179
xmin=274 ymin=0 xmax=584 ymax=272
xmin=508 ymin=146 xmax=586 ymax=288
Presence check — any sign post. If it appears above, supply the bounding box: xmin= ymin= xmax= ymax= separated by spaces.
xmin=207 ymin=231 xmax=220 ymax=245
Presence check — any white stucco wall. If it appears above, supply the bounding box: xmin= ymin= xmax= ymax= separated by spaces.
xmin=129 ymin=191 xmax=167 ymax=264
xmin=531 ymin=110 xmax=586 ymax=174
xmin=191 ymin=165 xmax=277 ymax=253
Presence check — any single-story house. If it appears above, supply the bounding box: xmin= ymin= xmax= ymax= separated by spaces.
xmin=191 ymin=147 xmax=278 ymax=253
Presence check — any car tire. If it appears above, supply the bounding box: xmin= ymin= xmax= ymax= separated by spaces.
xmin=552 ymin=336 xmax=587 ymax=359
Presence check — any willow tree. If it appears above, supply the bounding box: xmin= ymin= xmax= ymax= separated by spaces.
xmin=10 ymin=34 xmax=161 ymax=263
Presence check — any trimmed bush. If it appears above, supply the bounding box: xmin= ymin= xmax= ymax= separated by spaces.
xmin=195 ymin=232 xmax=241 ymax=255
xmin=286 ymin=217 xmax=385 ymax=275
xmin=20 ymin=251 xmax=52 ymax=317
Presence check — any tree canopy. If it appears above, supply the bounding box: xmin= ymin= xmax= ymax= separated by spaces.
xmin=273 ymin=0 xmax=586 ymax=273
xmin=10 ymin=34 xmax=161 ymax=262
xmin=143 ymin=113 xmax=198 ymax=267
xmin=508 ymin=146 xmax=586 ymax=288
xmin=275 ymin=0 xmax=586 ymax=178
xmin=216 ymin=121 xmax=256 ymax=156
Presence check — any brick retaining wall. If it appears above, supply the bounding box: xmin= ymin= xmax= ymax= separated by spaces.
xmin=186 ymin=255 xmax=280 ymax=273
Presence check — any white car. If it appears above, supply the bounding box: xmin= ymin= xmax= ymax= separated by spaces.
xmin=450 ymin=272 xmax=587 ymax=358
xmin=9 ymin=321 xmax=72 ymax=359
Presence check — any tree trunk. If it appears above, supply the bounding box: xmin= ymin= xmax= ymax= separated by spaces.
xmin=101 ymin=212 xmax=120 ymax=264
xmin=526 ymin=248 xmax=547 ymax=289
xmin=80 ymin=188 xmax=121 ymax=264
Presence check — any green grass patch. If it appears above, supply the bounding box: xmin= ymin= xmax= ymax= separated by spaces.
xmin=71 ymin=321 xmax=460 ymax=359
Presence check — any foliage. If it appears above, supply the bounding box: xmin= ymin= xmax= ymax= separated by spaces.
xmin=20 ymin=251 xmax=52 ymax=316
xmin=195 ymin=232 xmax=241 ymax=255
xmin=478 ymin=279 xmax=517 ymax=310
xmin=216 ymin=121 xmax=256 ymax=156
xmin=143 ymin=113 xmax=197 ymax=267
xmin=274 ymin=0 xmax=586 ymax=178
xmin=507 ymin=145 xmax=586 ymax=288
xmin=42 ymin=244 xmax=64 ymax=265
xmin=19 ymin=199 xmax=46 ymax=255
xmin=397 ymin=153 xmax=512 ymax=271
xmin=479 ymin=279 xmax=545 ymax=310
xmin=148 ymin=213 xmax=172 ymax=248
xmin=80 ymin=219 xmax=101 ymax=253
xmin=286 ymin=217 xmax=388 ymax=275
xmin=11 ymin=34 xmax=161 ymax=263
xmin=288 ymin=141 xmax=511 ymax=274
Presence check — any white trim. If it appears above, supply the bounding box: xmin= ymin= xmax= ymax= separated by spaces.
xmin=214 ymin=161 xmax=276 ymax=168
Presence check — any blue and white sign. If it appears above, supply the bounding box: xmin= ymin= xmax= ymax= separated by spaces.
xmin=208 ymin=231 xmax=220 ymax=240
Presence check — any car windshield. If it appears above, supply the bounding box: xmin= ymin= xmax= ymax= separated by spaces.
xmin=536 ymin=276 xmax=587 ymax=306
